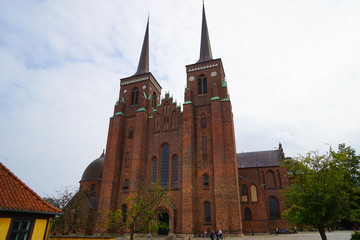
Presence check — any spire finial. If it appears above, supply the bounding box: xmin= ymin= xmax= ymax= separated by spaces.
xmin=197 ymin=2 xmax=213 ymax=63
xmin=133 ymin=17 xmax=150 ymax=76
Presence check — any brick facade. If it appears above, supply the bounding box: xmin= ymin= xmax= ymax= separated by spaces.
xmin=77 ymin=4 xmax=291 ymax=236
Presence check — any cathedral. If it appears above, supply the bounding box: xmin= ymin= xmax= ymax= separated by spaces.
xmin=76 ymin=3 xmax=290 ymax=236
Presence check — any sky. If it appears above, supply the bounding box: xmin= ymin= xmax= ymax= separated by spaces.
xmin=1 ymin=0 xmax=359 ymax=197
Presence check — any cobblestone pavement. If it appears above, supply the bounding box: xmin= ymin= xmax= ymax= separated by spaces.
xmin=240 ymin=231 xmax=353 ymax=240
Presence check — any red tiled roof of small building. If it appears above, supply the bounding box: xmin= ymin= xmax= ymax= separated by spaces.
xmin=0 ymin=162 xmax=61 ymax=214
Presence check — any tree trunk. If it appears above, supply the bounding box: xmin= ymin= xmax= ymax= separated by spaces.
xmin=318 ymin=225 xmax=327 ymax=240
xmin=130 ymin=228 xmax=134 ymax=240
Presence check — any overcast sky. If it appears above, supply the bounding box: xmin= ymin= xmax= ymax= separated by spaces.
xmin=1 ymin=0 xmax=359 ymax=197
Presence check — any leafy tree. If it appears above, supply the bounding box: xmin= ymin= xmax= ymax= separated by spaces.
xmin=106 ymin=184 xmax=168 ymax=240
xmin=282 ymin=145 xmax=360 ymax=240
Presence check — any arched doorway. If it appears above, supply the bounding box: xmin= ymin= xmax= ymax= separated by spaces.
xmin=158 ymin=212 xmax=169 ymax=235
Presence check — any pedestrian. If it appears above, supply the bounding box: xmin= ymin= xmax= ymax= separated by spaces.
xmin=218 ymin=229 xmax=222 ymax=239
xmin=210 ymin=230 xmax=214 ymax=240
xmin=148 ymin=232 xmax=151 ymax=239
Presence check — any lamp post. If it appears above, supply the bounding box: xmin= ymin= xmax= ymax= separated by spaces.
xmin=260 ymin=184 xmax=270 ymax=233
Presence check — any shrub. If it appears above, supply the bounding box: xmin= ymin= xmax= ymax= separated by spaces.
xmin=351 ymin=231 xmax=360 ymax=240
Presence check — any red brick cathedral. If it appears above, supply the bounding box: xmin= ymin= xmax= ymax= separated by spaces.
xmin=78 ymin=3 xmax=290 ymax=236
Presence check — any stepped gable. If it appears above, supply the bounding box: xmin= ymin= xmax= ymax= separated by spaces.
xmin=237 ymin=149 xmax=283 ymax=168
xmin=0 ymin=162 xmax=61 ymax=214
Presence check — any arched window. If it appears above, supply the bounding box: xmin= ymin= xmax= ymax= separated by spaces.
xmin=124 ymin=179 xmax=129 ymax=192
xmin=201 ymin=117 xmax=207 ymax=128
xmin=122 ymin=204 xmax=127 ymax=223
xmin=244 ymin=208 xmax=252 ymax=220
xmin=204 ymin=202 xmax=211 ymax=222
xmin=198 ymin=74 xmax=207 ymax=94
xmin=269 ymin=196 xmax=280 ymax=219
xmin=250 ymin=185 xmax=258 ymax=202
xmin=203 ymin=135 xmax=207 ymax=156
xmin=204 ymin=174 xmax=209 ymax=189
xmin=172 ymin=155 xmax=178 ymax=187
xmin=152 ymin=92 xmax=157 ymax=109
xmin=128 ymin=128 xmax=133 ymax=139
xmin=152 ymin=157 xmax=157 ymax=183
xmin=242 ymin=185 xmax=248 ymax=202
xmin=160 ymin=144 xmax=169 ymax=188
xmin=131 ymin=88 xmax=139 ymax=105
xmin=266 ymin=170 xmax=276 ymax=189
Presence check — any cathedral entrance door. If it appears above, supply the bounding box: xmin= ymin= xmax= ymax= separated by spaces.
xmin=158 ymin=212 xmax=169 ymax=235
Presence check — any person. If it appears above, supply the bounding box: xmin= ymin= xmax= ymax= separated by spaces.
xmin=216 ymin=231 xmax=219 ymax=240
xmin=210 ymin=230 xmax=214 ymax=240
xmin=148 ymin=233 xmax=151 ymax=239
xmin=218 ymin=229 xmax=223 ymax=239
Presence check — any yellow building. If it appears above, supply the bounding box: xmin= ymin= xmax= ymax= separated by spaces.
xmin=0 ymin=162 xmax=61 ymax=240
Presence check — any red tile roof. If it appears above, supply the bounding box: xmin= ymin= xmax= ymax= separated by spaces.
xmin=0 ymin=162 xmax=61 ymax=214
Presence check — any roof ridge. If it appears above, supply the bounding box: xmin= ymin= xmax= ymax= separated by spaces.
xmin=237 ymin=149 xmax=280 ymax=155
xmin=0 ymin=162 xmax=61 ymax=213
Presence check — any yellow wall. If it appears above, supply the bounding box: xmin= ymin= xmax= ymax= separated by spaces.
xmin=0 ymin=218 xmax=11 ymax=240
xmin=50 ymin=238 xmax=114 ymax=240
xmin=31 ymin=219 xmax=47 ymax=240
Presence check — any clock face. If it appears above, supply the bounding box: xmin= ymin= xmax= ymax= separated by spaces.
xmin=123 ymin=89 xmax=127 ymax=93
xmin=142 ymin=85 xmax=146 ymax=89
xmin=211 ymin=71 xmax=217 ymax=77
xmin=189 ymin=76 xmax=195 ymax=81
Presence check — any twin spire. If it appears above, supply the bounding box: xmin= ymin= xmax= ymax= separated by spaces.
xmin=133 ymin=3 xmax=213 ymax=76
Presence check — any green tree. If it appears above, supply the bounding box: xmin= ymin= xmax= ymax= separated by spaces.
xmin=282 ymin=146 xmax=360 ymax=240
xmin=106 ymin=184 xmax=168 ymax=240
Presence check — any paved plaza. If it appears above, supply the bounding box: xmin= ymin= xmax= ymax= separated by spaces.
xmin=241 ymin=231 xmax=353 ymax=240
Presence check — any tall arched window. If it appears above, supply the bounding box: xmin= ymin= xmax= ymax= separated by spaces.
xmin=160 ymin=144 xmax=169 ymax=188
xmin=244 ymin=208 xmax=252 ymax=220
xmin=131 ymin=88 xmax=139 ymax=105
xmin=204 ymin=202 xmax=211 ymax=222
xmin=124 ymin=179 xmax=129 ymax=192
xmin=172 ymin=155 xmax=178 ymax=187
xmin=204 ymin=174 xmax=209 ymax=189
xmin=198 ymin=74 xmax=207 ymax=94
xmin=201 ymin=117 xmax=207 ymax=128
xmin=242 ymin=185 xmax=248 ymax=202
xmin=250 ymin=185 xmax=258 ymax=202
xmin=152 ymin=92 xmax=157 ymax=109
xmin=269 ymin=196 xmax=280 ymax=219
xmin=152 ymin=157 xmax=157 ymax=183
xmin=122 ymin=204 xmax=127 ymax=223
xmin=266 ymin=170 xmax=276 ymax=189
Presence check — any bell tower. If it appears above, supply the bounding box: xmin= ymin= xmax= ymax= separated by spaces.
xmin=96 ymin=18 xmax=162 ymax=233
xmin=181 ymin=3 xmax=243 ymax=234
